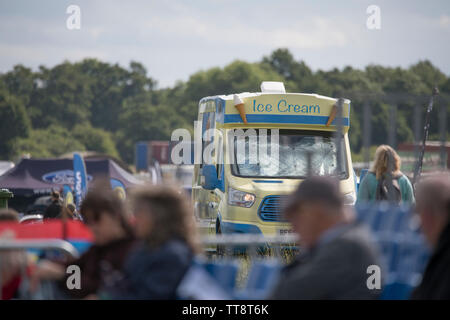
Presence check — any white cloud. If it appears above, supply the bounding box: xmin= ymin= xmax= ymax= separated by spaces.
xmin=439 ymin=14 xmax=450 ymax=29
xmin=141 ymin=15 xmax=353 ymax=49
xmin=0 ymin=43 xmax=108 ymax=66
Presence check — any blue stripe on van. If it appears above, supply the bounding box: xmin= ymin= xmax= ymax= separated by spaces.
xmin=223 ymin=114 xmax=349 ymax=126
xmin=253 ymin=180 xmax=284 ymax=183
xmin=221 ymin=221 xmax=262 ymax=234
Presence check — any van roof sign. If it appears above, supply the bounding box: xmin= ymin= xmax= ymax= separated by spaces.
xmin=198 ymin=89 xmax=351 ymax=129
xmin=260 ymin=81 xmax=286 ymax=93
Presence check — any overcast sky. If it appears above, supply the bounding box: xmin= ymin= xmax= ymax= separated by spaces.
xmin=0 ymin=0 xmax=449 ymax=88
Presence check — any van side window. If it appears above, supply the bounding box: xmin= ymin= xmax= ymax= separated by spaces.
xmin=217 ymin=134 xmax=223 ymax=180
xmin=201 ymin=112 xmax=215 ymax=167
xmin=193 ymin=113 xmax=203 ymax=186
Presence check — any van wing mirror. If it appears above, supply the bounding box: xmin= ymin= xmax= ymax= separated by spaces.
xmin=201 ymin=165 xmax=219 ymax=190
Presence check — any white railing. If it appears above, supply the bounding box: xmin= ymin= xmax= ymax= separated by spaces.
xmin=201 ymin=234 xmax=298 ymax=246
xmin=0 ymin=239 xmax=80 ymax=258
xmin=200 ymin=234 xmax=299 ymax=259
xmin=0 ymin=239 xmax=80 ymax=299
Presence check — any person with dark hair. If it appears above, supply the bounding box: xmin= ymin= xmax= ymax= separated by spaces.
xmin=44 ymin=191 xmax=62 ymax=219
xmin=411 ymin=174 xmax=450 ymax=299
xmin=101 ymin=185 xmax=197 ymax=300
xmin=30 ymin=183 xmax=135 ymax=299
xmin=270 ymin=176 xmax=381 ymax=300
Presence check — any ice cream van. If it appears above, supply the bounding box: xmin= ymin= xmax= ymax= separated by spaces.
xmin=192 ymin=81 xmax=356 ymax=237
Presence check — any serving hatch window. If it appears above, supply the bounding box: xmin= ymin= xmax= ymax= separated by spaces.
xmin=231 ymin=129 xmax=348 ymax=179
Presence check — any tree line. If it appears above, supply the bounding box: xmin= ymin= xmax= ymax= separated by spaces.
xmin=1 ymin=48 xmax=449 ymax=166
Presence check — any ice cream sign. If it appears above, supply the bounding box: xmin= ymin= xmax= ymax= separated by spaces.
xmin=232 ymin=94 xmax=321 ymax=124
xmin=226 ymin=82 xmax=349 ymax=126
xmin=251 ymin=99 xmax=320 ymax=114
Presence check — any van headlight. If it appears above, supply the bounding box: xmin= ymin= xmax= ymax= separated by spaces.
xmin=228 ymin=187 xmax=256 ymax=208
xmin=343 ymin=191 xmax=356 ymax=206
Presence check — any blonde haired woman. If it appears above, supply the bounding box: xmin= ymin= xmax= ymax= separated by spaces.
xmin=357 ymin=145 xmax=414 ymax=204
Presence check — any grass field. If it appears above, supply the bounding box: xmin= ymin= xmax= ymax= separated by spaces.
xmin=206 ymin=245 xmax=298 ymax=288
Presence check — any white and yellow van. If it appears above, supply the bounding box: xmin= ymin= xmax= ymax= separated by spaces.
xmin=192 ymin=81 xmax=356 ymax=237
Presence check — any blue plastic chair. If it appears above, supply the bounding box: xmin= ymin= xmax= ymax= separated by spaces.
xmin=380 ymin=272 xmax=421 ymax=300
xmin=355 ymin=203 xmax=371 ymax=223
xmin=396 ymin=234 xmax=430 ymax=275
xmin=371 ymin=202 xmax=393 ymax=232
xmin=69 ymin=240 xmax=92 ymax=254
xmin=377 ymin=236 xmax=400 ymax=273
xmin=356 ymin=202 xmax=414 ymax=233
xmin=204 ymin=261 xmax=239 ymax=292
xmin=245 ymin=260 xmax=281 ymax=291
xmin=391 ymin=206 xmax=411 ymax=232
xmin=354 ymin=203 xmax=430 ymax=300
xmin=380 ymin=281 xmax=415 ymax=300
xmin=176 ymin=259 xmax=232 ymax=300
xmin=355 ymin=203 xmax=378 ymax=226
xmin=235 ymin=260 xmax=281 ymax=299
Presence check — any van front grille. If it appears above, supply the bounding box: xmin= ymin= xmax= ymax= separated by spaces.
xmin=258 ymin=195 xmax=288 ymax=222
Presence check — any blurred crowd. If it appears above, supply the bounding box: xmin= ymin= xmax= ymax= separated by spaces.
xmin=1 ymin=180 xmax=197 ymax=300
xmin=1 ymin=145 xmax=450 ymax=300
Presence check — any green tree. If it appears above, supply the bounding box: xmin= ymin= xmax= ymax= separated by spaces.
xmin=12 ymin=125 xmax=85 ymax=159
xmin=116 ymin=92 xmax=181 ymax=163
xmin=2 ymin=65 xmax=36 ymax=106
xmin=29 ymin=62 xmax=93 ymax=129
xmin=262 ymin=48 xmax=317 ymax=92
xmin=72 ymin=124 xmax=119 ymax=157
xmin=1 ymin=48 xmax=449 ymax=165
xmin=0 ymin=90 xmax=31 ymax=158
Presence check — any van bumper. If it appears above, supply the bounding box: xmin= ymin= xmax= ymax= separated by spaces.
xmin=221 ymin=220 xmax=291 ymax=236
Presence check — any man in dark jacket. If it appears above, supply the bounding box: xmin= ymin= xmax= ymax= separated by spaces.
xmin=411 ymin=174 xmax=450 ymax=299
xmin=270 ymin=176 xmax=381 ymax=300
xmin=44 ymin=191 xmax=62 ymax=219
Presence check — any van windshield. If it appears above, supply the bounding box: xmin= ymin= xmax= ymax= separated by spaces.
xmin=231 ymin=129 xmax=348 ymax=179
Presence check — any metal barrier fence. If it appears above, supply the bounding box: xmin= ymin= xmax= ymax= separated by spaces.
xmin=338 ymin=90 xmax=449 ymax=173
xmin=0 ymin=235 xmax=295 ymax=299
xmin=201 ymin=234 xmax=298 ymax=246
xmin=0 ymin=229 xmax=431 ymax=299
xmin=0 ymin=239 xmax=79 ymax=299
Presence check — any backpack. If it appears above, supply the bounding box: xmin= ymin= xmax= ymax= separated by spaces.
xmin=375 ymin=174 xmax=402 ymax=203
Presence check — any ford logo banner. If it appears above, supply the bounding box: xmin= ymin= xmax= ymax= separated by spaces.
xmin=42 ymin=170 xmax=93 ymax=185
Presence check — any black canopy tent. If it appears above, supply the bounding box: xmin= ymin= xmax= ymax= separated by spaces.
xmin=0 ymin=158 xmax=142 ymax=212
